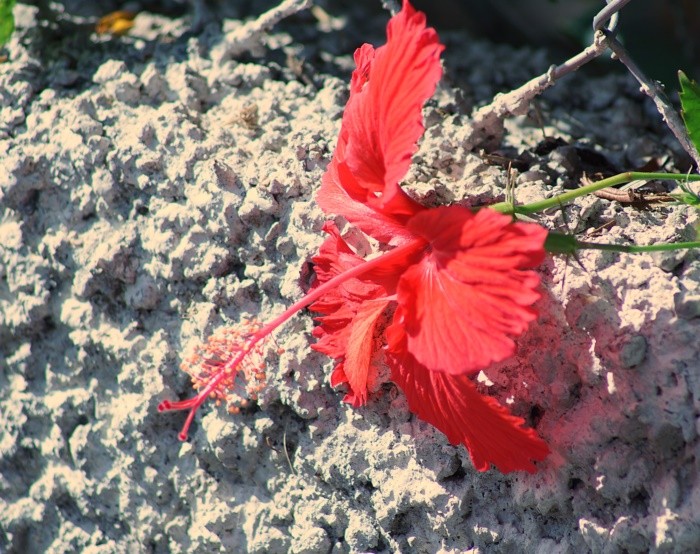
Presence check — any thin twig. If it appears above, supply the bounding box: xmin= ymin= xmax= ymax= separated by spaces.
xmin=592 ymin=188 xmax=674 ymax=205
xmin=282 ymin=427 xmax=296 ymax=475
xmin=215 ymin=0 xmax=313 ymax=61
xmin=596 ymin=0 xmax=699 ymax=169
xmin=463 ymin=0 xmax=629 ymax=149
xmin=592 ymin=0 xmax=633 ymax=32
xmin=601 ymin=30 xmax=700 ymax=169
xmin=464 ymin=0 xmax=700 ymax=171
xmin=381 ymin=0 xmax=401 ymax=16
xmin=464 ymin=32 xmax=609 ymax=149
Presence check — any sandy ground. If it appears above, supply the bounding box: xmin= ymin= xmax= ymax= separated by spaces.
xmin=2 ymin=1 xmax=700 ymax=552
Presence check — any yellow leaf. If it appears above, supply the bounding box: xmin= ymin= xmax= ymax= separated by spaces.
xmin=96 ymin=11 xmax=136 ymax=37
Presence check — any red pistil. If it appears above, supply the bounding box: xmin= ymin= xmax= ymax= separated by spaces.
xmin=158 ymin=324 xmax=266 ymax=440
xmin=159 ymin=239 xmax=425 ymax=440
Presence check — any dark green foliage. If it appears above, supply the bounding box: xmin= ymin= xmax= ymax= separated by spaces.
xmin=679 ymin=70 xmax=700 ymax=158
xmin=0 ymin=0 xmax=15 ymax=48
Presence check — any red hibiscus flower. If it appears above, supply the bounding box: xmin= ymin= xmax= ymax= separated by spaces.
xmin=311 ymin=0 xmax=549 ymax=473
xmin=160 ymin=0 xmax=549 ymax=473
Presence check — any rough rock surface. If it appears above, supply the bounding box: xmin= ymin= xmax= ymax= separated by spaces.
xmin=2 ymin=2 xmax=700 ymax=553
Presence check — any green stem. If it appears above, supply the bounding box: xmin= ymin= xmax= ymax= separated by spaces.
xmin=576 ymin=240 xmax=700 ymax=253
xmin=490 ymin=172 xmax=700 ymax=216
xmin=544 ymin=231 xmax=700 ymax=255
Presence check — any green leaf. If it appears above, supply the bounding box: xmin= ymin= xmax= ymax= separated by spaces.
xmin=544 ymin=232 xmax=579 ymax=255
xmin=670 ymin=180 xmax=700 ymax=208
xmin=679 ymin=70 xmax=700 ymax=157
xmin=0 ymin=0 xmax=15 ymax=49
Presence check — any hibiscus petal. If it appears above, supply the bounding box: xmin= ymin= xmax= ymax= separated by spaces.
xmin=316 ymin=0 xmax=442 ymax=240
xmin=349 ymin=43 xmax=375 ymax=95
xmin=389 ymin=206 xmax=547 ymax=374
xmin=343 ymin=0 xmax=444 ymax=206
xmin=317 ymin=160 xmax=418 ymax=244
xmin=389 ymin=345 xmax=549 ymax=473
xmin=342 ymin=298 xmax=391 ymax=406
xmin=310 ymin=224 xmax=394 ymax=406
xmin=313 ymin=298 xmax=391 ymax=408
xmin=311 ymin=305 xmax=354 ymax=360
xmin=329 ymin=362 xmax=366 ymax=408
xmin=311 ymin=223 xmax=382 ymax=360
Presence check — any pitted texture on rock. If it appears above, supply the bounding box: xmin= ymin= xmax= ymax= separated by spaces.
xmin=2 ymin=2 xmax=700 ymax=554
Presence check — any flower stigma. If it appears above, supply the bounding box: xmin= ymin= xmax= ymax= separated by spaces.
xmin=158 ymin=238 xmax=425 ymax=440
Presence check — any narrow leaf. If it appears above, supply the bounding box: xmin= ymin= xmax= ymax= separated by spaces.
xmin=0 ymin=0 xmax=16 ymax=49
xmin=678 ymin=71 xmax=700 ymax=157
